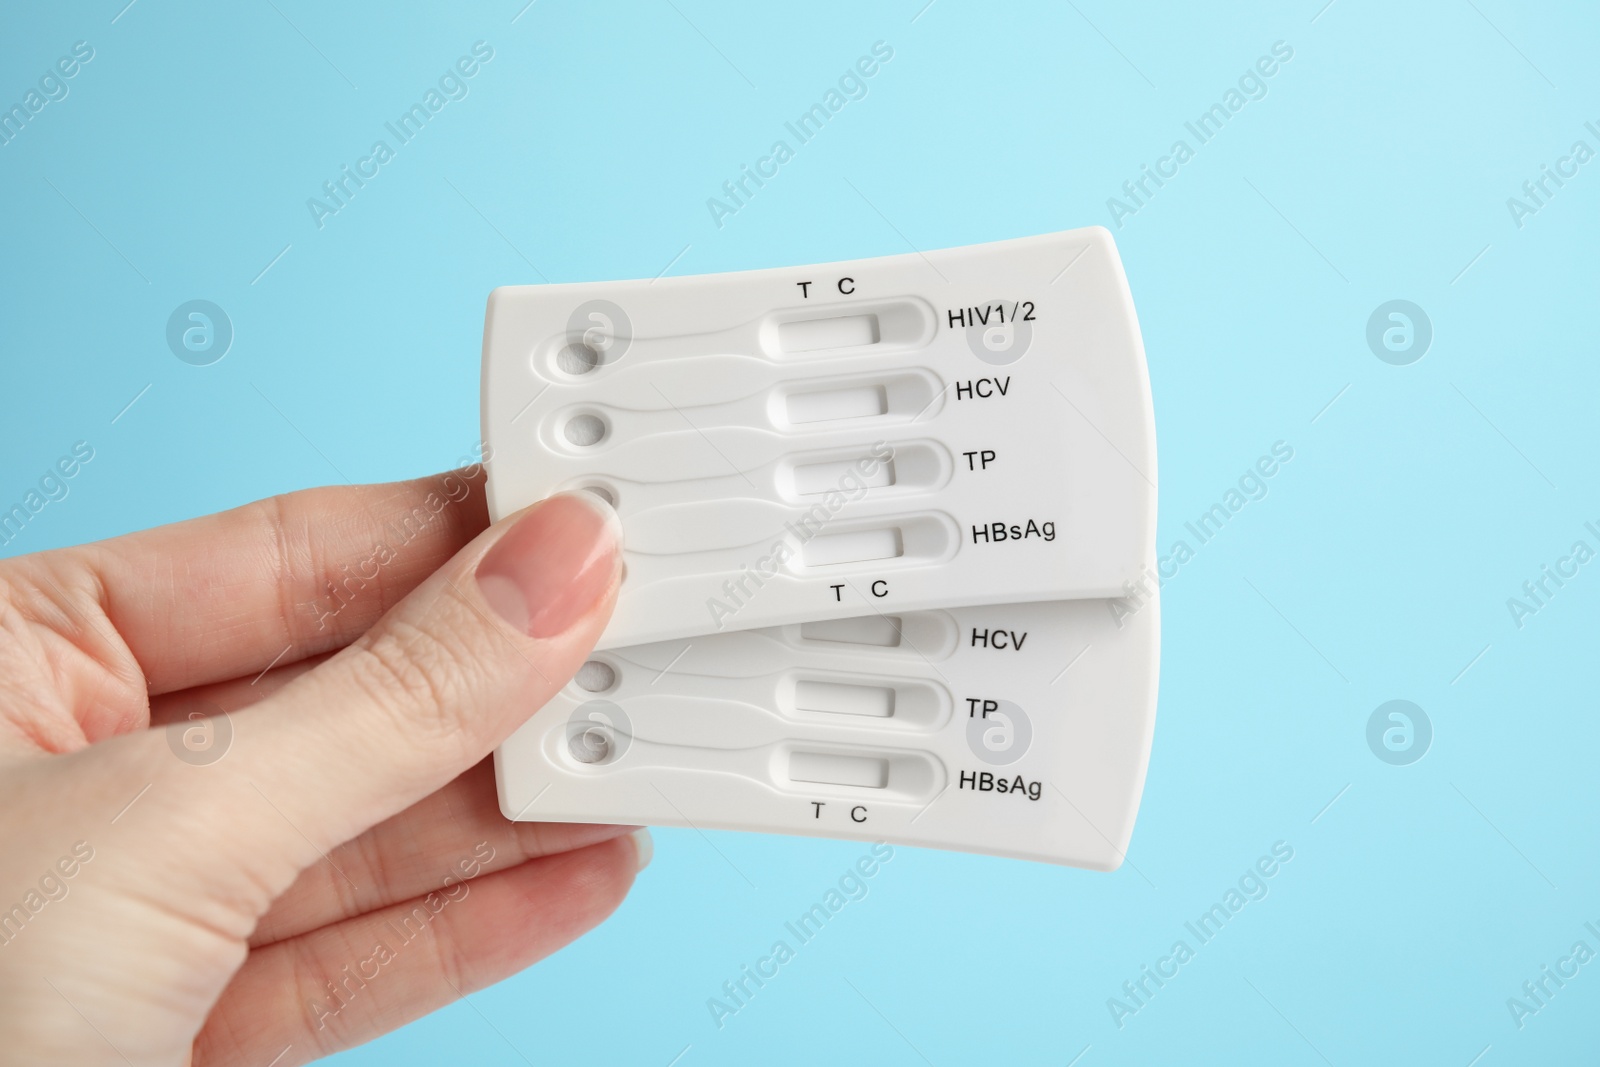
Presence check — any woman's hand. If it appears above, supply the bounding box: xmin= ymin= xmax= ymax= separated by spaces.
xmin=0 ymin=466 xmax=647 ymax=1066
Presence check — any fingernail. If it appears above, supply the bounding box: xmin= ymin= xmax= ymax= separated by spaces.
xmin=476 ymin=492 xmax=622 ymax=638
xmin=630 ymin=828 xmax=654 ymax=872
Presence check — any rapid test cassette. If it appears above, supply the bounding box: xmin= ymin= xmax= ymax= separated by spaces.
xmin=481 ymin=228 xmax=1154 ymax=649
xmin=497 ymin=596 xmax=1158 ymax=868
xmin=482 ymin=229 xmax=1159 ymax=867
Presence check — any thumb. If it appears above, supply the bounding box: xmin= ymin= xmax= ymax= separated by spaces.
xmin=228 ymin=490 xmax=622 ymax=861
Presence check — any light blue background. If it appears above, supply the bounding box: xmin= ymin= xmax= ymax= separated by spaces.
xmin=4 ymin=1 xmax=1598 ymax=1063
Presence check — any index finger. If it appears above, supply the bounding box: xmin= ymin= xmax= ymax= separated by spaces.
xmin=6 ymin=467 xmax=488 ymax=698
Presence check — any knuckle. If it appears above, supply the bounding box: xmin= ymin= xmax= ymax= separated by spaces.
xmin=344 ymin=600 xmax=490 ymax=754
xmin=427 ymin=902 xmax=474 ymax=994
xmin=340 ymin=826 xmax=394 ymax=918
xmin=254 ymin=491 xmax=320 ymax=645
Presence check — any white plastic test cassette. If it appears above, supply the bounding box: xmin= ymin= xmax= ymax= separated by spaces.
xmin=497 ymin=597 xmax=1158 ymax=868
xmin=482 ymin=229 xmax=1159 ymax=867
xmin=481 ymin=228 xmax=1154 ymax=649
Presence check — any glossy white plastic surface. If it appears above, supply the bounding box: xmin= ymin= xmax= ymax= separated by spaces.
xmin=484 ymin=229 xmax=1159 ymax=866
xmin=482 ymin=228 xmax=1154 ymax=649
xmin=497 ymin=596 xmax=1158 ymax=868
